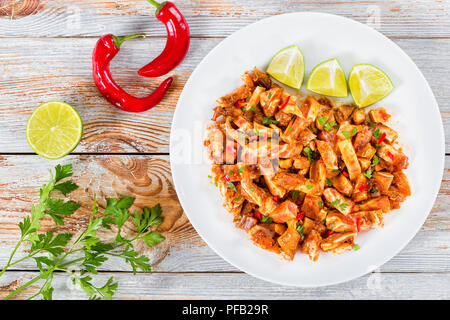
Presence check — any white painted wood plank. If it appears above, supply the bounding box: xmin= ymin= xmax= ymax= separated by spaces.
xmin=0 ymin=271 xmax=448 ymax=300
xmin=0 ymin=38 xmax=448 ymax=153
xmin=0 ymin=155 xmax=447 ymax=273
xmin=0 ymin=0 xmax=448 ymax=38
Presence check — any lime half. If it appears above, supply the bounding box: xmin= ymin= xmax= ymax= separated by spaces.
xmin=26 ymin=101 xmax=83 ymax=160
xmin=348 ymin=64 xmax=394 ymax=108
xmin=307 ymin=58 xmax=348 ymax=97
xmin=267 ymin=45 xmax=305 ymax=89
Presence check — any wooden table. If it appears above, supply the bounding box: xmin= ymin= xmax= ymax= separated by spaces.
xmin=0 ymin=0 xmax=448 ymax=300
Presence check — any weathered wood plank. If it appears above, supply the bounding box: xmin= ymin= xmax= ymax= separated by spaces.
xmin=0 ymin=0 xmax=449 ymax=38
xmin=0 ymin=38 xmax=449 ymax=153
xmin=0 ymin=155 xmax=448 ymax=273
xmin=0 ymin=271 xmax=449 ymax=300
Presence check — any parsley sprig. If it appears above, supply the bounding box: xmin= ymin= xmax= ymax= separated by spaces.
xmin=0 ymin=164 xmax=165 ymax=300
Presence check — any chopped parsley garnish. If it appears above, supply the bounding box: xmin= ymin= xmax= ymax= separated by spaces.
xmin=332 ymin=169 xmax=341 ymax=173
xmin=318 ymin=201 xmax=324 ymax=208
xmin=352 ymin=244 xmax=361 ymax=251
xmin=321 ymin=219 xmax=326 ymax=225
xmin=339 ymin=203 xmax=348 ymax=211
xmin=370 ymin=121 xmax=374 ymax=128
xmin=288 ymin=127 xmax=293 ymax=132
xmin=327 ymin=178 xmax=334 ymax=186
xmin=238 ymin=167 xmax=244 ymax=174
xmin=214 ymin=182 xmax=218 ymax=187
xmin=330 ymin=200 xmax=340 ymax=207
xmin=267 ymin=92 xmax=272 ymax=99
xmin=241 ymin=107 xmax=245 ymax=112
xmin=291 ymin=190 xmax=300 ymax=199
xmin=342 ymin=127 xmax=357 ymax=139
xmin=373 ymin=128 xmax=382 ymax=140
xmin=375 ymin=144 xmax=382 ymax=149
xmin=371 ymin=155 xmax=380 ymax=167
xmin=261 ymin=216 xmax=273 ymax=224
xmin=296 ymin=225 xmax=304 ymax=236
xmin=369 ymin=187 xmax=378 ymax=193
xmin=250 ymin=105 xmax=256 ymax=112
xmin=226 ymin=182 xmax=237 ymax=192
xmin=303 ymin=147 xmax=320 ymax=163
xmin=317 ymin=116 xmax=336 ymax=132
xmin=235 ymin=197 xmax=243 ymax=202
xmin=306 ymin=184 xmax=313 ymax=190
xmin=228 ymin=117 xmax=234 ymax=123
xmin=262 ymin=115 xmax=279 ymax=126
xmin=208 ymin=175 xmax=212 ymax=179
xmin=229 ymin=170 xmax=234 ymax=175
xmin=255 ymin=128 xmax=260 ymax=136
xmin=235 ymin=215 xmax=242 ymax=220
xmin=250 ymin=187 xmax=254 ymax=192
xmin=363 ymin=168 xmax=374 ymax=179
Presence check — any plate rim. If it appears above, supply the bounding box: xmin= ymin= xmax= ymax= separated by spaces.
xmin=169 ymin=11 xmax=445 ymax=287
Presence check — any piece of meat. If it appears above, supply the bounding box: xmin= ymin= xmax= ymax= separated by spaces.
xmin=248 ymin=224 xmax=279 ymax=253
xmin=205 ymin=123 xmax=225 ymax=163
xmin=352 ymin=109 xmax=366 ymax=124
xmin=278 ymin=142 xmax=303 ymax=158
xmin=369 ymin=107 xmax=391 ymax=123
xmin=374 ymin=124 xmax=398 ymax=144
xmin=217 ymin=85 xmax=250 ymax=107
xmin=321 ymin=232 xmax=356 ymax=253
xmin=301 ymin=194 xmax=324 ymax=221
xmin=310 ymin=160 xmax=326 ymax=193
xmin=326 ymin=211 xmax=357 ymax=233
xmin=234 ymin=215 xmax=258 ymax=231
xmin=275 ymin=110 xmax=293 ymax=127
xmin=338 ymin=139 xmax=362 ymax=181
xmin=376 ymin=144 xmax=409 ymax=171
xmin=355 ymin=196 xmax=391 ymax=213
xmin=373 ymin=171 xmax=394 ymax=193
xmin=250 ymin=67 xmax=272 ymax=89
xmin=353 ymin=126 xmax=372 ymax=151
xmin=334 ymin=104 xmax=355 ymax=124
xmin=269 ymin=200 xmax=298 ymax=223
xmin=281 ymin=115 xmax=309 ymax=143
xmin=301 ymin=97 xmax=322 ymax=122
xmin=301 ymin=230 xmax=322 ymax=261
xmin=356 ymin=143 xmax=376 ymax=160
xmin=293 ymin=156 xmax=310 ymax=174
xmin=316 ymin=140 xmax=338 ymax=170
xmin=323 ymin=188 xmax=355 ymax=215
xmin=264 ymin=174 xmax=286 ymax=198
xmin=352 ymin=210 xmax=384 ymax=231
xmin=246 ymin=86 xmax=265 ymax=111
xmin=392 ymin=171 xmax=411 ymax=196
xmin=277 ymin=220 xmax=301 ymax=261
xmin=331 ymin=174 xmax=353 ymax=196
xmin=259 ymin=88 xmax=282 ymax=116
xmin=352 ymin=174 xmax=369 ymax=203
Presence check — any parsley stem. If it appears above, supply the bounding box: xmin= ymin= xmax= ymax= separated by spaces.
xmin=3 ymin=272 xmax=47 ymax=300
xmin=0 ymin=237 xmax=24 ymax=278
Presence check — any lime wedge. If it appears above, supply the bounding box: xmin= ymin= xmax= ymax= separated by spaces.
xmin=306 ymin=58 xmax=348 ymax=97
xmin=26 ymin=101 xmax=83 ymax=160
xmin=267 ymin=45 xmax=305 ymax=89
xmin=348 ymin=64 xmax=394 ymax=108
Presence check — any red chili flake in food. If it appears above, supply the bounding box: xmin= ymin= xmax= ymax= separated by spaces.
xmin=355 ymin=216 xmax=362 ymax=232
xmin=342 ymin=171 xmax=349 ymax=178
xmin=253 ymin=211 xmax=262 ymax=220
xmin=296 ymin=212 xmax=305 ymax=221
xmin=387 ymin=151 xmax=394 ymax=161
xmin=325 ymin=230 xmax=334 ymax=237
xmin=222 ymin=174 xmax=231 ymax=182
xmin=235 ymin=100 xmax=244 ymax=109
xmin=278 ymin=96 xmax=290 ymax=111
xmin=273 ymin=196 xmax=280 ymax=202
xmin=358 ymin=183 xmax=367 ymax=192
xmin=377 ymin=132 xmax=386 ymax=144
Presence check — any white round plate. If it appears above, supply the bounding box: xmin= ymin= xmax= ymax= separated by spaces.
xmin=170 ymin=12 xmax=445 ymax=287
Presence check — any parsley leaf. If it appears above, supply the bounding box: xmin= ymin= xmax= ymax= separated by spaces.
xmin=291 ymin=190 xmax=300 ymax=199
xmin=261 ymin=216 xmax=273 ymax=224
xmin=226 ymin=182 xmax=237 ymax=192
xmin=262 ymin=115 xmax=279 ymax=126
xmin=303 ymin=147 xmax=320 ymax=163
xmin=373 ymin=128 xmax=382 ymax=140
xmin=363 ymin=168 xmax=374 ymax=179
xmin=53 ymin=181 xmax=79 ymax=196
xmin=296 ymin=225 xmax=304 ymax=236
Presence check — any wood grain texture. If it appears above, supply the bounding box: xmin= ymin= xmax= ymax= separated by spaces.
xmin=0 ymin=0 xmax=448 ymax=38
xmin=0 ymin=271 xmax=449 ymax=300
xmin=0 ymin=38 xmax=449 ymax=153
xmin=0 ymin=155 xmax=448 ymax=275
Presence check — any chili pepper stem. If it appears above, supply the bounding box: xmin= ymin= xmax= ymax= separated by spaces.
xmin=112 ymin=33 xmax=146 ymax=49
xmin=147 ymin=0 xmax=164 ymax=12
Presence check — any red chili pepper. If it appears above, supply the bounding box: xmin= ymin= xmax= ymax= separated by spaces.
xmin=387 ymin=151 xmax=395 ymax=161
xmin=377 ymin=132 xmax=386 ymax=144
xmin=358 ymin=183 xmax=367 ymax=192
xmin=253 ymin=211 xmax=262 ymax=220
xmin=296 ymin=212 xmax=305 ymax=221
xmin=325 ymin=230 xmax=334 ymax=237
xmin=273 ymin=196 xmax=280 ymax=202
xmin=355 ymin=216 xmax=362 ymax=232
xmin=342 ymin=171 xmax=349 ymax=178
xmin=138 ymin=0 xmax=190 ymax=77
xmin=235 ymin=100 xmax=244 ymax=109
xmin=222 ymin=174 xmax=231 ymax=182
xmin=278 ymin=96 xmax=290 ymax=111
xmin=93 ymin=34 xmax=173 ymax=113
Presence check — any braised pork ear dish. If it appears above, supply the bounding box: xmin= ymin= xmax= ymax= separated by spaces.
xmin=204 ymin=67 xmax=411 ymax=261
